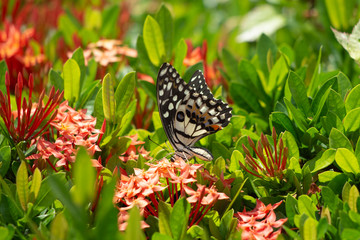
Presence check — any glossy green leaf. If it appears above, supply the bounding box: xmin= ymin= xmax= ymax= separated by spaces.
xmin=318 ymin=171 xmax=342 ymax=184
xmin=345 ymin=84 xmax=360 ymax=112
xmin=156 ymin=4 xmax=173 ymax=60
xmin=229 ymin=150 xmax=242 ymax=172
xmin=49 ymin=69 xmax=64 ymax=92
xmin=174 ymin=39 xmax=187 ymax=72
xmin=342 ymin=229 xmax=360 ymax=240
xmin=287 ymin=71 xmax=312 ymax=117
xmin=71 ymin=47 xmax=86 ymax=87
xmin=336 ymin=72 xmax=352 ymax=99
xmin=311 ymin=78 xmax=335 ymax=123
xmin=143 ymin=15 xmax=165 ymax=66
xmin=348 ymin=185 xmax=359 ymax=212
xmin=298 ymin=195 xmax=317 ymax=219
xmin=286 ymin=194 xmax=298 ymax=226
xmin=270 ymin=112 xmax=297 ymax=139
xmin=94 ymin=87 xmax=105 ymax=129
xmin=170 ymin=198 xmax=190 ymax=240
xmin=329 ymin=128 xmax=353 ymax=151
xmin=0 ymin=146 xmax=10 ymax=177
xmin=63 ymin=58 xmax=81 ymax=102
xmin=29 ymin=168 xmax=41 ymax=203
xmin=282 ymin=131 xmax=299 ymax=160
xmin=115 ymin=71 xmax=136 ymax=123
xmin=327 ymin=89 xmax=346 ymax=120
xmin=256 ymin=33 xmax=277 ymax=76
xmin=102 ymin=73 xmax=115 ymax=123
xmin=344 ymin=107 xmax=360 ymax=133
xmin=335 ymin=148 xmax=360 ymax=174
xmin=230 ymin=82 xmax=264 ymax=115
xmin=310 ymin=149 xmax=336 ymax=173
xmin=16 ymin=161 xmax=29 ymax=210
xmin=73 ymin=147 xmax=96 ymax=206
xmin=301 ymin=217 xmax=317 ymax=240
xmin=307 ymin=47 xmax=322 ymax=97
xmin=284 ymin=97 xmax=308 ymax=132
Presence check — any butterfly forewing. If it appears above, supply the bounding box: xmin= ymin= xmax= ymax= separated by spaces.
xmin=157 ymin=63 xmax=232 ymax=161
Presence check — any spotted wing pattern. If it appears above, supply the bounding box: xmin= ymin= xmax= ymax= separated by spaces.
xmin=157 ymin=63 xmax=232 ymax=161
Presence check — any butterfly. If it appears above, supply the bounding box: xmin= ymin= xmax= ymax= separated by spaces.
xmin=156 ymin=63 xmax=232 ymax=161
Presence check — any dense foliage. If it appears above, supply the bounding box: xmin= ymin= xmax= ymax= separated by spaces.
xmin=1 ymin=0 xmax=360 ymax=239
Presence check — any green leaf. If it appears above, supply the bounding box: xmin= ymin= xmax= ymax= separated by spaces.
xmin=348 ymin=185 xmax=359 ymax=212
xmin=0 ymin=146 xmax=11 ymax=177
xmin=115 ymin=71 xmax=136 ymax=123
xmin=63 ymin=58 xmax=81 ymax=102
xmin=310 ymin=149 xmax=336 ymax=173
xmin=170 ymin=198 xmax=190 ymax=240
xmin=336 ymin=72 xmax=352 ymax=99
xmin=221 ymin=48 xmax=240 ymax=82
xmin=298 ymin=195 xmax=317 ymax=219
xmin=0 ymin=60 xmax=8 ymax=93
xmin=326 ymin=0 xmax=354 ymax=29
xmin=327 ymin=89 xmax=346 ymax=120
xmin=48 ymin=174 xmax=88 ymax=236
xmin=156 ymin=4 xmax=174 ymax=60
xmin=310 ymin=77 xmax=335 ymax=123
xmin=182 ymin=62 xmax=203 ymax=83
xmin=16 ymin=161 xmax=29 ymax=210
xmin=29 ymin=168 xmax=42 ymax=203
xmin=342 ymin=229 xmax=360 ymax=240
xmin=102 ymin=73 xmax=115 ymax=123
xmin=73 ymin=147 xmax=96 ymax=206
xmin=101 ymin=5 xmax=120 ymax=38
xmin=287 ymin=71 xmax=312 ymax=117
xmin=173 ymin=39 xmax=187 ymax=73
xmin=284 ymin=97 xmax=308 ymax=132
xmin=158 ymin=201 xmax=172 ymax=236
xmin=345 ymin=84 xmax=360 ymax=112
xmin=270 ymin=112 xmax=297 ymax=139
xmin=229 ymin=150 xmax=242 ymax=172
xmin=344 ymin=107 xmax=360 ymax=133
xmin=71 ymin=47 xmax=86 ymax=87
xmin=301 ymin=217 xmax=317 ymax=240
xmin=94 ymin=87 xmax=105 ymax=129
xmin=125 ymin=207 xmax=146 ymax=240
xmin=342 ymin=181 xmax=351 ymax=204
xmin=318 ymin=171 xmax=342 ymax=184
xmin=49 ymin=69 xmax=64 ymax=91
xmin=50 ymin=212 xmax=68 ymax=240
xmin=256 ymin=34 xmax=277 ymax=76
xmin=307 ymin=47 xmax=322 ymax=97
xmin=230 ymin=82 xmax=264 ymax=115
xmin=136 ymin=35 xmax=158 ymax=79
xmin=286 ymin=194 xmax=298 ymax=226
xmin=335 ymin=148 xmax=360 ymax=174
xmin=143 ymin=15 xmax=165 ymax=66
xmin=282 ymin=131 xmax=299 ymax=160
xmin=329 ymin=128 xmax=353 ymax=151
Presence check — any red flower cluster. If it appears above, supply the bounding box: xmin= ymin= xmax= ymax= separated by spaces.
xmin=119 ymin=134 xmax=152 ymax=163
xmin=0 ymin=72 xmax=62 ymax=144
xmin=235 ymin=200 xmax=287 ymax=240
xmin=114 ymin=157 xmax=229 ymax=230
xmin=27 ymin=101 xmax=101 ymax=171
xmin=0 ymin=22 xmax=46 ymax=90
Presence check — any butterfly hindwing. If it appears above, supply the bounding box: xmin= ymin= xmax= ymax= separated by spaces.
xmin=157 ymin=63 xmax=232 ymax=161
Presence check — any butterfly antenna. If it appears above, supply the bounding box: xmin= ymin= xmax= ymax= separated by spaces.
xmin=147 ymin=136 xmax=171 ymax=153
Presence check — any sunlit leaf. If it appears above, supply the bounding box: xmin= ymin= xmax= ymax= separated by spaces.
xmin=143 ymin=15 xmax=165 ymax=66
xmin=102 ymin=73 xmax=116 ymax=123
xmin=63 ymin=58 xmax=81 ymax=102
xmin=16 ymin=161 xmax=29 ymax=210
xmin=335 ymin=148 xmax=360 ymax=174
xmin=29 ymin=168 xmax=42 ymax=203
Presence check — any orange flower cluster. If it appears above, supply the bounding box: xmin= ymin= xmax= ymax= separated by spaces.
xmin=68 ymin=39 xmax=137 ymax=67
xmin=114 ymin=157 xmax=229 ymax=231
xmin=235 ymin=200 xmax=287 ymax=240
xmin=28 ymin=101 xmax=101 ymax=171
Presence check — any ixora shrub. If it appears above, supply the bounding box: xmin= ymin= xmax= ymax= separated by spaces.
xmin=2 ymin=1 xmax=360 ymax=240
